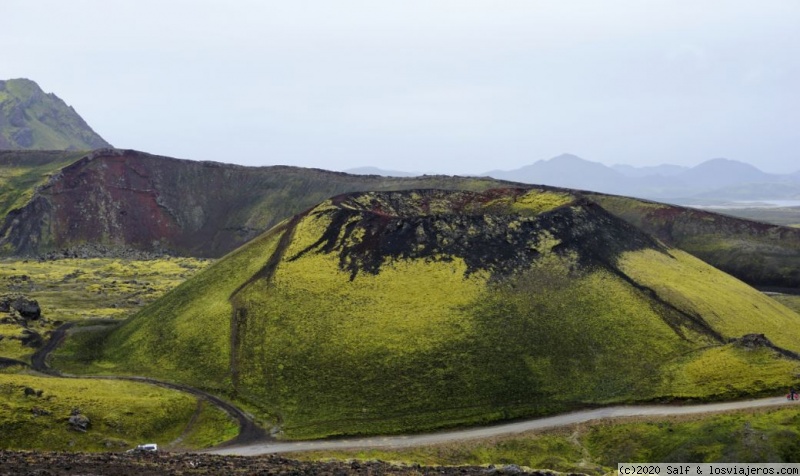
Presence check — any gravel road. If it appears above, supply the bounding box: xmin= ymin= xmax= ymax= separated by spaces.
xmin=209 ymin=396 xmax=797 ymax=456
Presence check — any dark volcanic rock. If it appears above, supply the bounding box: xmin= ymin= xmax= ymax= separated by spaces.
xmin=12 ymin=296 xmax=41 ymax=319
xmin=291 ymin=190 xmax=663 ymax=280
xmin=734 ymin=333 xmax=773 ymax=349
xmin=0 ymin=295 xmax=41 ymax=320
xmin=0 ymin=450 xmax=559 ymax=475
xmin=67 ymin=409 xmax=91 ymax=432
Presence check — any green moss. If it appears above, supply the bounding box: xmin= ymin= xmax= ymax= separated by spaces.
xmin=78 ymin=227 xmax=286 ymax=390
xmin=171 ymin=399 xmax=239 ymax=450
xmin=507 ymin=190 xmax=575 ymax=215
xmin=0 ymin=79 xmax=109 ymax=151
xmin=619 ymin=249 xmax=800 ymax=353
xmin=0 ymin=257 xmax=210 ymax=367
xmin=292 ymin=431 xmax=585 ymax=473
xmin=662 ymin=345 xmax=800 ymax=399
xmin=770 ymin=294 xmax=800 ymax=314
xmin=297 ymin=407 xmax=800 ymax=472
xmin=0 ymin=324 xmax=33 ymax=362
xmin=588 ymin=193 xmax=800 ymax=290
xmin=0 ymin=373 xmax=234 ymax=452
xmin=586 ymin=408 xmax=800 ymax=464
xmin=0 ymin=257 xmax=210 ymax=321
xmin=0 ymin=151 xmax=84 ymax=219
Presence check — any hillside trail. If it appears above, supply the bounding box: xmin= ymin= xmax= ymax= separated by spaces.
xmin=32 ymin=323 xmax=799 ymax=456
xmin=31 ymin=322 xmax=268 ymax=448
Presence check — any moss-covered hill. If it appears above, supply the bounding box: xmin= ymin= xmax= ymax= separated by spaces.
xmin=80 ymin=188 xmax=800 ymax=439
xmin=0 ymin=79 xmax=110 ymax=151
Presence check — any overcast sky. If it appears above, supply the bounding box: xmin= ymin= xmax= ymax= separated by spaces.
xmin=3 ymin=1 xmax=799 ymax=174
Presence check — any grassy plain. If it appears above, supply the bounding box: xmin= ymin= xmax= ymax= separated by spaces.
xmin=0 ymin=372 xmax=237 ymax=452
xmin=0 ymin=257 xmax=209 ymax=365
xmin=0 ymin=256 xmax=235 ymax=452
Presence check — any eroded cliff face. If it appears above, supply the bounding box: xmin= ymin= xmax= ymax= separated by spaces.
xmin=5 ymin=151 xmax=205 ymax=255
xmin=2 ymin=150 xmax=297 ymax=256
xmin=0 ymin=149 xmax=512 ymax=257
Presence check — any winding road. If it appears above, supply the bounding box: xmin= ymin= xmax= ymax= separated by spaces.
xmin=31 ymin=322 xmax=267 ymax=447
xmin=208 ymin=396 xmax=798 ymax=456
xmin=33 ymin=323 xmax=800 ymax=456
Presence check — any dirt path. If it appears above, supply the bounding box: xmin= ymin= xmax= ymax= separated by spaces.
xmin=30 ymin=322 xmax=268 ymax=447
xmin=30 ymin=322 xmax=74 ymax=373
xmin=208 ymin=396 xmax=799 ymax=456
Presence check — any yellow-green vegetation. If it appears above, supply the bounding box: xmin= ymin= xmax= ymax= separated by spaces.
xmin=294 ymin=407 xmax=800 ymax=472
xmin=0 ymin=151 xmax=84 ymax=218
xmin=70 ymin=189 xmax=800 ymax=440
xmin=619 ymin=249 xmax=800 ymax=354
xmin=292 ymin=432 xmax=585 ymax=473
xmin=507 ymin=190 xmax=574 ymax=214
xmin=0 ymin=257 xmax=210 ymax=322
xmin=663 ymin=346 xmax=800 ymax=399
xmin=585 ymin=408 xmax=800 ymax=465
xmin=0 ymin=257 xmax=209 ymax=365
xmin=72 ymin=227 xmax=287 ymax=389
xmin=771 ymin=294 xmax=800 ymax=314
xmin=0 ymin=323 xmax=30 ymax=361
xmin=0 ymin=373 xmax=237 ymax=452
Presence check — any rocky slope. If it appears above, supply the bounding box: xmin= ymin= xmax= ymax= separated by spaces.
xmin=0 ymin=78 xmax=110 ymax=151
xmin=0 ymin=149 xmax=511 ymax=258
xmin=95 ymin=188 xmax=800 ymax=439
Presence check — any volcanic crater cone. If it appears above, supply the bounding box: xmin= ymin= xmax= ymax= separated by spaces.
xmin=103 ymin=188 xmax=800 ymax=439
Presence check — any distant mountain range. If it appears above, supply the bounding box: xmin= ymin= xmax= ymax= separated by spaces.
xmin=0 ymin=78 xmax=111 ymax=150
xmin=352 ymin=154 xmax=800 ymax=203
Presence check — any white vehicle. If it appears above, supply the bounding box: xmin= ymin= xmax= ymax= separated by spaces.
xmin=127 ymin=443 xmax=158 ymax=453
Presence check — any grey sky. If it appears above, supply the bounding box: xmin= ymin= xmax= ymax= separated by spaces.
xmin=3 ymin=1 xmax=799 ymax=173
